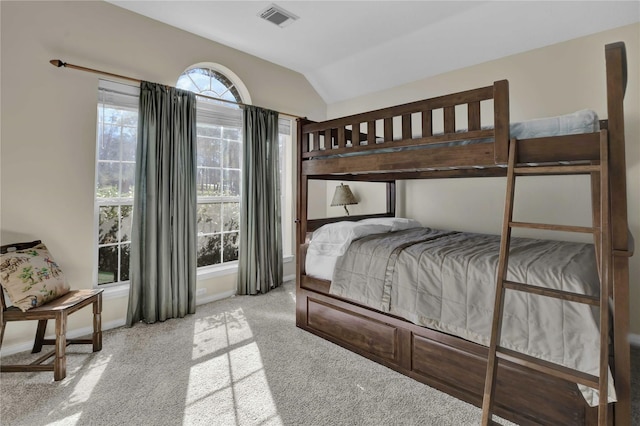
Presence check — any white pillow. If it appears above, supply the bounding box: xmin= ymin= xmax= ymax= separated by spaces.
xmin=308 ymin=221 xmax=392 ymax=257
xmin=358 ymin=217 xmax=422 ymax=232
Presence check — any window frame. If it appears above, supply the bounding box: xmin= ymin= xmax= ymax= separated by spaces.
xmin=181 ymin=63 xmax=247 ymax=270
xmin=93 ymin=80 xmax=140 ymax=288
xmin=278 ymin=116 xmax=295 ymax=257
xmin=93 ymin=66 xmax=295 ymax=288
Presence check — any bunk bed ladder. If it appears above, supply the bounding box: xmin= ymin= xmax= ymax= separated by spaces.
xmin=481 ymin=134 xmax=612 ymax=426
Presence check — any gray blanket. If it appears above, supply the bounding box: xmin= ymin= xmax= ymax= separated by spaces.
xmin=329 ymin=227 xmax=613 ymax=405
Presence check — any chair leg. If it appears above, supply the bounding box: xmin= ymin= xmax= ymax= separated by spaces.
xmin=54 ymin=312 xmax=67 ymax=381
xmin=0 ymin=309 xmax=5 ymax=349
xmin=92 ymin=293 xmax=102 ymax=352
xmin=32 ymin=319 xmax=48 ymax=353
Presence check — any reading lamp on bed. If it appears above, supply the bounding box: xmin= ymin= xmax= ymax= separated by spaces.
xmin=331 ymin=183 xmax=358 ymax=215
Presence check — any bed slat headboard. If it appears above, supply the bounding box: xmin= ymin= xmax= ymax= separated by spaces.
xmin=300 ymin=82 xmax=509 ymax=165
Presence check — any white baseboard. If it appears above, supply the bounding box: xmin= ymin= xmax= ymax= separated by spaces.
xmin=196 ymin=289 xmax=236 ymax=306
xmin=0 ymin=318 xmax=127 ymax=358
xmin=629 ymin=333 xmax=640 ymax=348
xmin=195 ymin=275 xmax=295 ymax=306
xmin=1 ymin=281 xmax=304 ymax=357
xmin=0 ymin=288 xmax=238 ymax=358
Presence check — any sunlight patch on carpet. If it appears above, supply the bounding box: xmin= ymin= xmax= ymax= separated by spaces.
xmin=45 ymin=412 xmax=81 ymax=425
xmin=192 ymin=308 xmax=254 ymax=361
xmin=185 ymin=308 xmax=283 ymax=425
xmin=65 ymin=354 xmax=112 ymax=406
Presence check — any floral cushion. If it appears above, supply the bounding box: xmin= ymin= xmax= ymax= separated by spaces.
xmin=0 ymin=242 xmax=70 ymax=311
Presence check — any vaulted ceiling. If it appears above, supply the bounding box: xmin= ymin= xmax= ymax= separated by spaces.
xmin=107 ymin=1 xmax=639 ymax=104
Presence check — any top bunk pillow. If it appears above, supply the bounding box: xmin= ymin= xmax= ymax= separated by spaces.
xmin=309 ymin=221 xmax=392 ymax=257
xmin=510 ymin=109 xmax=599 ymax=140
xmin=359 ymin=217 xmax=422 ymax=232
xmin=0 ymin=242 xmax=70 ymax=312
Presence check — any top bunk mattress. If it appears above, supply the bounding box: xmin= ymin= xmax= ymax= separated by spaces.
xmin=309 ymin=109 xmax=599 ymax=159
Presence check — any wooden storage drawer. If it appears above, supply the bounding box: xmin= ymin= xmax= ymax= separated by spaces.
xmin=412 ymin=334 xmax=486 ymax=395
xmin=412 ymin=334 xmax=586 ymax=425
xmin=307 ymin=298 xmax=398 ymax=362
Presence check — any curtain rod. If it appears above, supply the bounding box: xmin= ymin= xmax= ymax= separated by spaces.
xmin=49 ymin=59 xmax=305 ymax=119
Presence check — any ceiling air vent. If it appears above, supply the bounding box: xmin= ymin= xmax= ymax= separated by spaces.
xmin=258 ymin=4 xmax=299 ymax=28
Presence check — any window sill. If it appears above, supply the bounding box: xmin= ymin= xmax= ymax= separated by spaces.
xmin=197 ymin=255 xmax=294 ymax=280
xmin=197 ymin=262 xmax=239 ymax=280
xmin=98 ymin=255 xmax=295 ymax=294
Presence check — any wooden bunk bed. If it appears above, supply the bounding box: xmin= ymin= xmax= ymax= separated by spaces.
xmin=295 ymin=42 xmax=633 ymax=425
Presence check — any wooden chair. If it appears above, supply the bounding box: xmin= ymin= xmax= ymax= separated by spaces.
xmin=0 ymin=241 xmax=103 ymax=381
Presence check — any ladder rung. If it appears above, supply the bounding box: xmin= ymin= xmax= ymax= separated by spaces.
xmin=514 ymin=164 xmax=600 ymax=175
xmin=503 ymin=280 xmax=600 ymax=306
xmin=496 ymin=347 xmax=599 ymax=388
xmin=509 ymin=221 xmax=596 ymax=233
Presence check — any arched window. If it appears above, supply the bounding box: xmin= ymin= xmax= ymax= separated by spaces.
xmin=177 ymin=64 xmax=250 ymax=268
xmin=176 ymin=63 xmax=250 ymax=105
xmin=177 ymin=68 xmax=242 ymax=103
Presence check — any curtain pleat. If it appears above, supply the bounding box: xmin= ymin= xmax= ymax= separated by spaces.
xmin=237 ymin=106 xmax=282 ymax=295
xmin=127 ymin=81 xmax=197 ymax=325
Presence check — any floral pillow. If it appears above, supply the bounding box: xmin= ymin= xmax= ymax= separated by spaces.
xmin=0 ymin=242 xmax=70 ymax=311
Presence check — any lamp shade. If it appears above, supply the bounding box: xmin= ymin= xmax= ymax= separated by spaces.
xmin=331 ymin=183 xmax=357 ymax=207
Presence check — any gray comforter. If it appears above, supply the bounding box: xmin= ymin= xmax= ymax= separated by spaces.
xmin=329 ymin=227 xmax=613 ymax=405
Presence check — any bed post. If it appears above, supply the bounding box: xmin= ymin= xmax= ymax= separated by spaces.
xmin=296 ymin=118 xmax=312 ymax=327
xmin=604 ymin=41 xmax=632 ymax=426
xmin=386 ymin=181 xmax=396 ymax=217
xmin=493 ymin=80 xmax=510 ymax=164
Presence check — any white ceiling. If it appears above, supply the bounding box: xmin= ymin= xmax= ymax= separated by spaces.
xmin=107 ymin=1 xmax=639 ymax=104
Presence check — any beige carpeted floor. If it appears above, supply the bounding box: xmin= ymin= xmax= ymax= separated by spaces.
xmin=1 ymin=281 xmax=638 ymax=425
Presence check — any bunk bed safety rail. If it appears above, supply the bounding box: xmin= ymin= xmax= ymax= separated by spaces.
xmin=300 ymin=81 xmax=510 ymax=163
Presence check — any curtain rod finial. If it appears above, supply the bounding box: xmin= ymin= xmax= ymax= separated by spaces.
xmin=50 ymin=59 xmax=66 ymax=68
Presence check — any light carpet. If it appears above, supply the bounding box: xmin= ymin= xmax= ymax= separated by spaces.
xmin=1 ymin=281 xmax=638 ymax=425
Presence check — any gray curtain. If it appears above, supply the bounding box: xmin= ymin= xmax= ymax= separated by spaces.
xmin=237 ymin=106 xmax=282 ymax=295
xmin=127 ymin=81 xmax=197 ymax=325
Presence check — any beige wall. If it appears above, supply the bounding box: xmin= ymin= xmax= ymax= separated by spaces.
xmin=307 ymin=180 xmax=327 ymax=220
xmin=327 ymin=23 xmax=640 ymax=335
xmin=325 ymin=181 xmax=388 ymax=218
xmin=309 ymin=180 xmax=388 ymax=219
xmin=0 ymin=1 xmax=325 ymax=353
xmin=1 ymin=1 xmax=638 ymax=354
